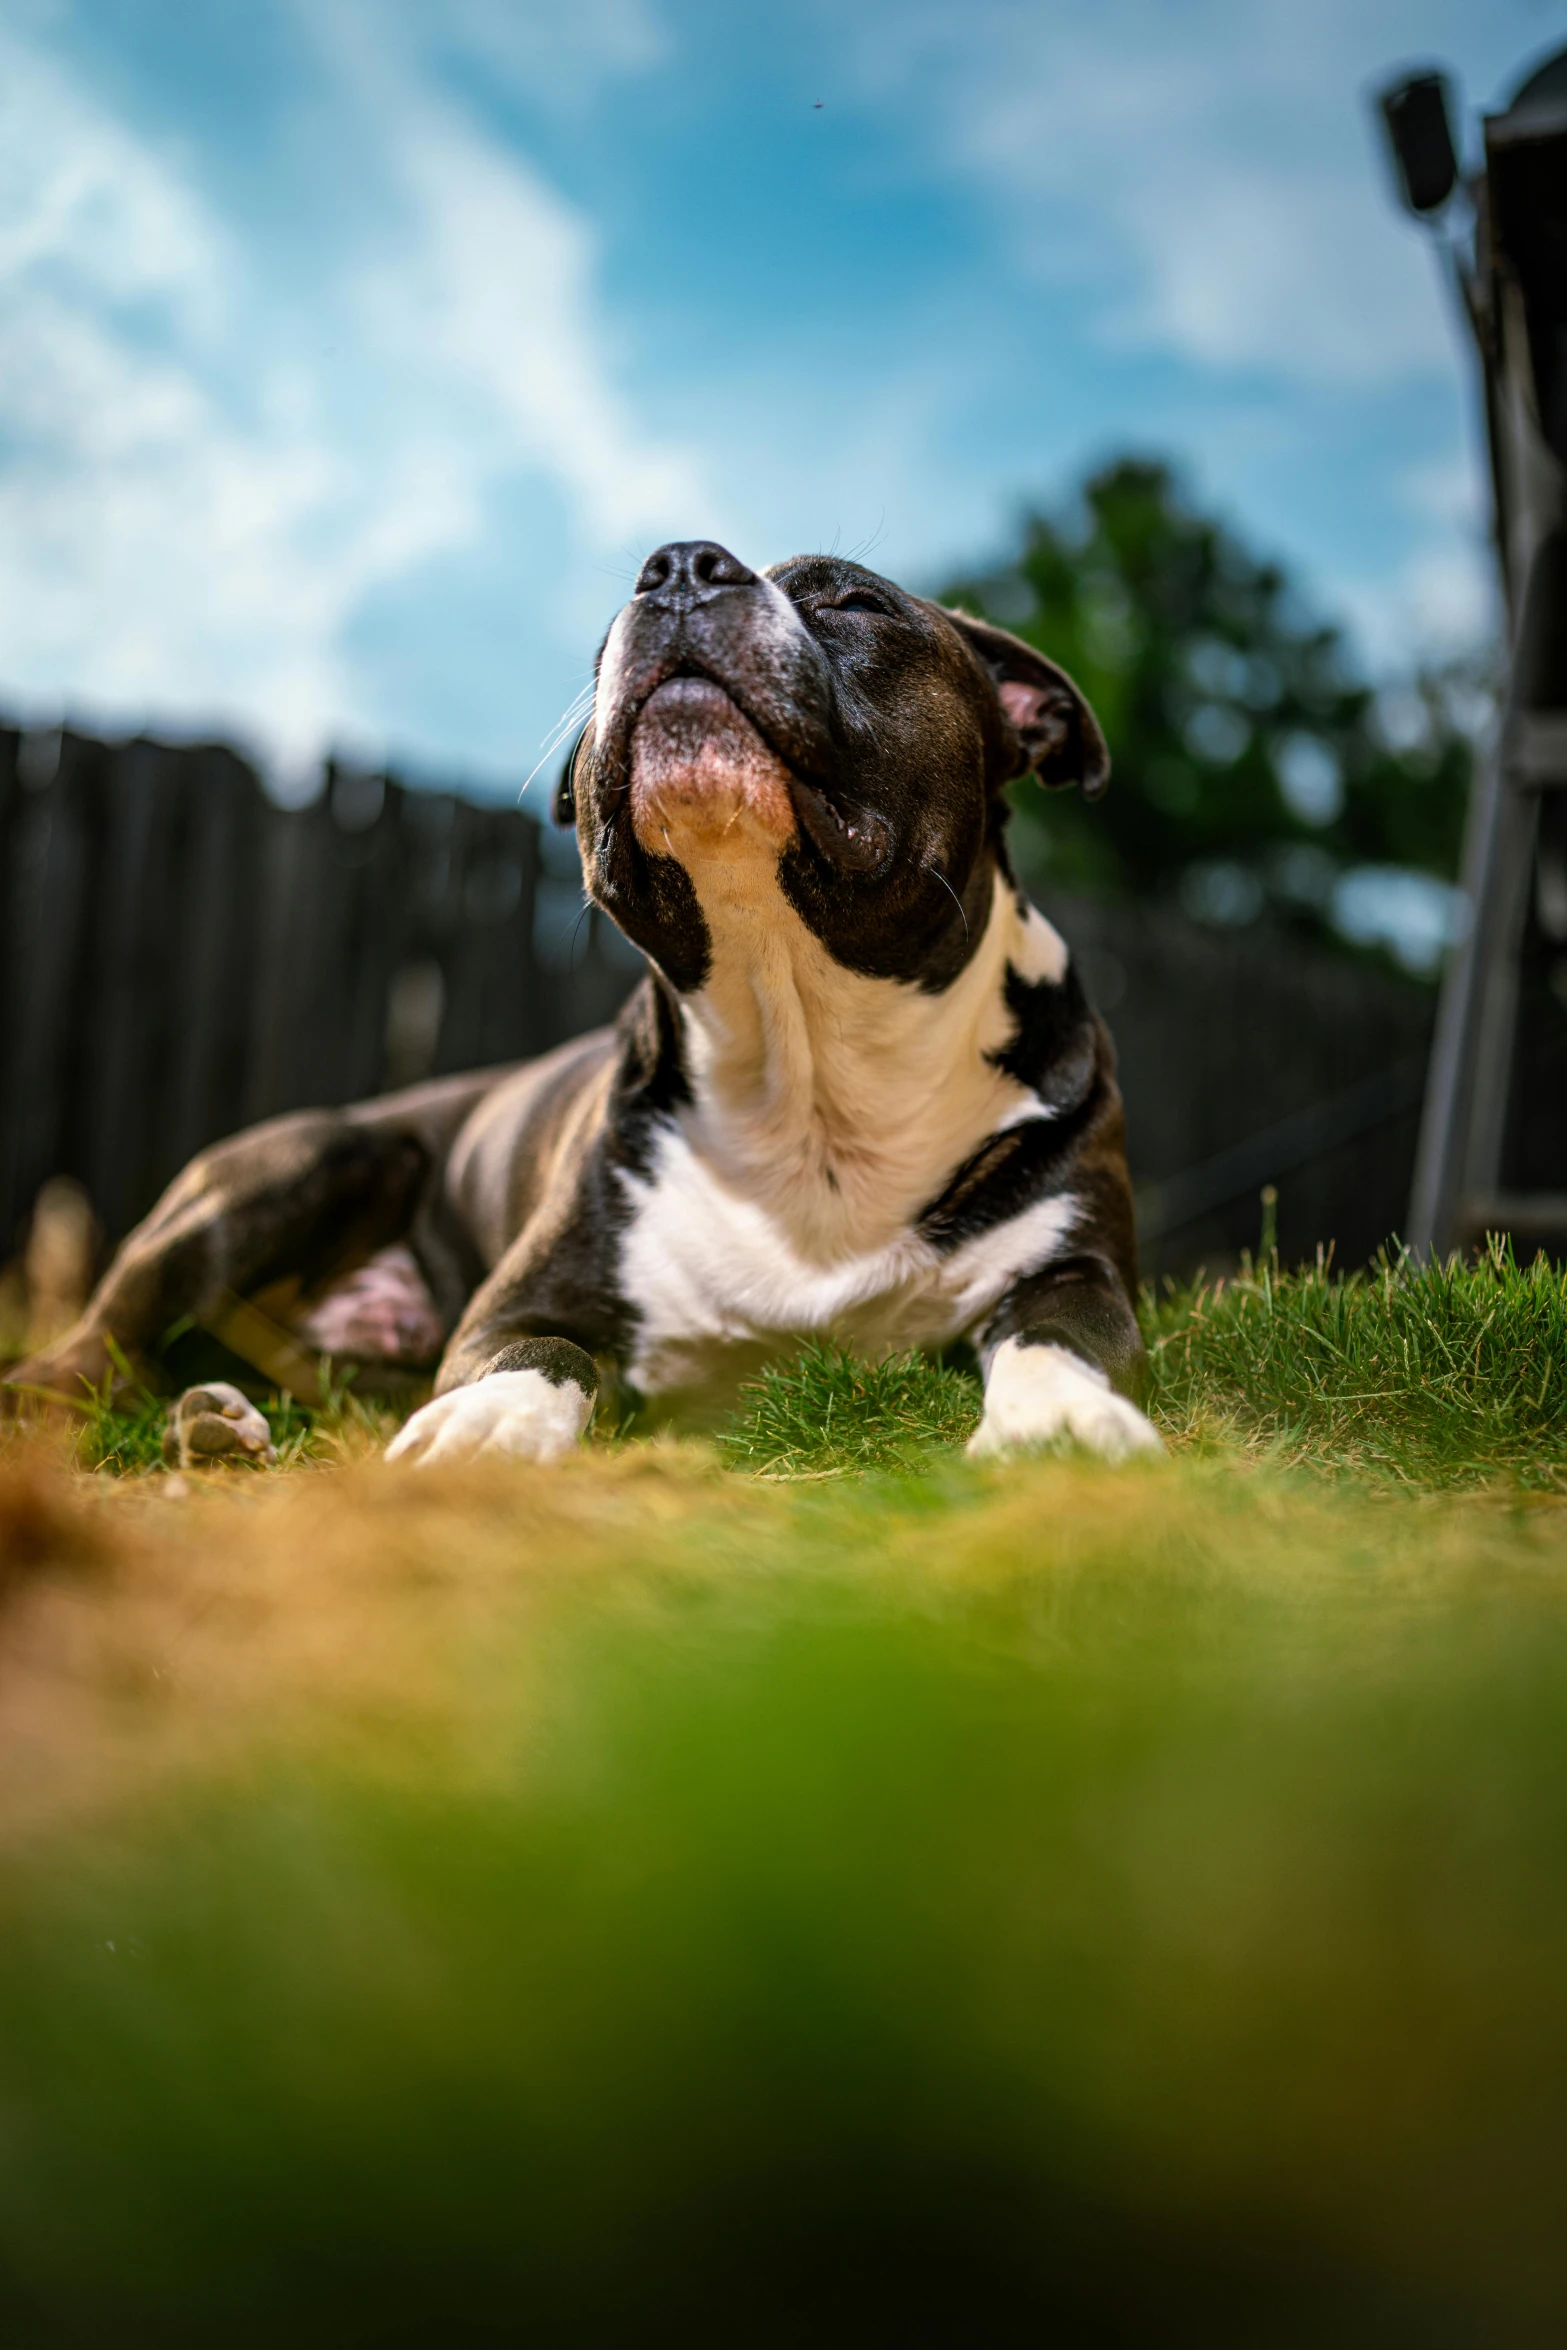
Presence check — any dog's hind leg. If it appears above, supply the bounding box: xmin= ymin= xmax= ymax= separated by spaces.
xmin=4 ymin=1112 xmax=430 ymax=1411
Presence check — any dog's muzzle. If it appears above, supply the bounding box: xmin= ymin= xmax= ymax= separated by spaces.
xmin=593 ymin=542 xmax=889 ymax=872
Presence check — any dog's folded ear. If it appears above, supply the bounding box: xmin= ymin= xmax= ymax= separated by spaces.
xmin=554 ymin=725 xmax=590 ymax=826
xmin=944 ymin=610 xmax=1110 ymax=799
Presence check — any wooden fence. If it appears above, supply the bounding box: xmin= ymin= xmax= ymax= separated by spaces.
xmin=0 ymin=720 xmax=1435 ymax=1279
xmin=0 ymin=724 xmax=638 ymax=1258
xmin=1048 ymin=893 xmax=1433 ymax=1279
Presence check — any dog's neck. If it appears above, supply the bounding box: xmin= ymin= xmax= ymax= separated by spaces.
xmin=664 ymin=844 xmax=1066 ymax=1263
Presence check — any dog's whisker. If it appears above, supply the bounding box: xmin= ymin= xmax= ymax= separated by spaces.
xmin=538 ymin=697 xmax=596 ymax=759
xmin=844 ymin=512 xmax=887 ymax=565
xmin=541 ymin=712 xmax=593 ymax=761
xmin=542 ymin=684 xmax=596 ymax=740
xmin=521 ymin=690 xmax=598 ymax=799
xmin=545 ymin=683 xmax=595 ymax=726
xmin=927 ymin=863 xmax=970 ymax=939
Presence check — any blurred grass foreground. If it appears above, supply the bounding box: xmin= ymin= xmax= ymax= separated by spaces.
xmin=5 ymin=1252 xmax=1567 ymax=2341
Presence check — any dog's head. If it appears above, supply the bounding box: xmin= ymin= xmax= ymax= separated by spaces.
xmin=562 ymin=540 xmax=1107 ymax=994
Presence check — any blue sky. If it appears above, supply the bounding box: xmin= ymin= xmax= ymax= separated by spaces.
xmin=1 ymin=0 xmax=1561 ymax=798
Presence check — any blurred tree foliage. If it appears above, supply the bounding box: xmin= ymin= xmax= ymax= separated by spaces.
xmin=942 ymin=458 xmax=1490 ymax=963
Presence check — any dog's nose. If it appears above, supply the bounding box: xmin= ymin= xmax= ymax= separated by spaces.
xmin=634 ymin=540 xmax=758 ymax=605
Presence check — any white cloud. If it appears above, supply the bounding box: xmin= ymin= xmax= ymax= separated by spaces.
xmin=1336 ymin=445 xmax=1496 ymax=668
xmin=1342 ymin=540 xmax=1496 ymax=672
xmin=811 ymin=0 xmax=1531 ymax=669
xmin=833 ymin=0 xmax=1520 ymax=390
xmin=405 ymin=0 xmax=666 ymax=97
xmin=0 ymin=28 xmax=222 ymax=319
xmin=335 ymin=22 xmax=701 ymax=546
xmin=0 ymin=24 xmax=347 ymax=755
xmin=0 ymin=0 xmax=1525 ymax=773
xmin=0 ymin=3 xmax=701 ymax=770
xmin=1396 ymin=450 xmax=1487 ymax=531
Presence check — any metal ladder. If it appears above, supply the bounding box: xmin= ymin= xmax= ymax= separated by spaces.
xmin=1410 ymin=539 xmax=1567 ymax=1256
xmin=1381 ymin=56 xmax=1567 ymax=1259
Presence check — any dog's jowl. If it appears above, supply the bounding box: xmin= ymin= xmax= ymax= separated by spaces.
xmin=11 ymin=543 xmax=1161 ymax=1465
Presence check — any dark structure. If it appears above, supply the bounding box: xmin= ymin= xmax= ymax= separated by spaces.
xmin=0 ymin=725 xmax=637 ymax=1264
xmin=0 ymin=719 xmax=1431 ymax=1287
xmin=1381 ymin=47 xmax=1567 ymax=1257
xmin=1055 ymin=896 xmax=1432 ymax=1282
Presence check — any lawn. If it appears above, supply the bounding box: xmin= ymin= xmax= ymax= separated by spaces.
xmin=2 ymin=1246 xmax=1567 ymax=2343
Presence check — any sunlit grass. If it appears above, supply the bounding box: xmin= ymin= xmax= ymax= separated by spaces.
xmin=1145 ymin=1236 xmax=1567 ymax=1488
xmin=62 ymin=1354 xmax=406 ymax=1478
xmin=29 ymin=1238 xmax=1567 ymax=1497
xmin=716 ymin=1339 xmax=982 ymax=1477
xmin=710 ymin=1240 xmax=1567 ymax=1492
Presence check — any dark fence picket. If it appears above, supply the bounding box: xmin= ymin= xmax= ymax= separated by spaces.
xmin=245 ymin=790 xmax=330 ymax=1124
xmin=163 ymin=745 xmax=270 ymax=1171
xmin=0 ymin=727 xmax=17 ymax=1161
xmin=0 ymin=732 xmax=112 ymax=1248
xmin=419 ymin=794 xmax=547 ymax=1074
xmin=67 ymin=738 xmax=264 ymax=1238
xmin=0 ymin=727 xmax=16 ymax=955
xmin=77 ymin=736 xmax=190 ymax=1240
xmin=249 ymin=767 xmax=396 ymax=1119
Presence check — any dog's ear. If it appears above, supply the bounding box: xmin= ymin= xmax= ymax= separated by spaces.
xmin=944 ymin=610 xmax=1110 ymax=799
xmin=554 ymin=725 xmax=589 ymax=826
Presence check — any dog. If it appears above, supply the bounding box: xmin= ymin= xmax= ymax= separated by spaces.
xmin=8 ymin=541 xmax=1161 ymax=1468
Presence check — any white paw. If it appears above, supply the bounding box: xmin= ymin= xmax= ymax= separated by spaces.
xmin=385 ymin=1368 xmax=593 ymax=1467
xmin=967 ymin=1338 xmax=1162 ymax=1464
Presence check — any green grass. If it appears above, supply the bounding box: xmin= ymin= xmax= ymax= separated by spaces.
xmin=6 ymin=1248 xmax=1567 ymax=2335
xmin=67 ymin=1354 xmax=405 ymax=1478
xmin=42 ymin=1240 xmax=1567 ymax=1493
xmin=717 ymin=1339 xmax=982 ymax=1476
xmin=711 ymin=1241 xmax=1567 ymax=1492
xmin=1145 ymin=1236 xmax=1567 ymax=1488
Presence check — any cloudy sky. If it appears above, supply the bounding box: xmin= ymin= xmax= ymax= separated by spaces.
xmin=1 ymin=0 xmax=1559 ymax=795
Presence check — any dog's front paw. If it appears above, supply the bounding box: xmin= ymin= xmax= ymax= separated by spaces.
xmin=385 ymin=1355 xmax=596 ymax=1468
xmin=163 ymin=1382 xmax=278 ymax=1470
xmin=967 ymin=1338 xmax=1162 ymax=1465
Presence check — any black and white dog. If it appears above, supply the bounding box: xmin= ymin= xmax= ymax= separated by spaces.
xmin=11 ymin=542 xmax=1160 ymax=1468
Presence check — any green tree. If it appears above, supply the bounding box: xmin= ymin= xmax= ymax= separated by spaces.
xmin=942 ymin=458 xmax=1487 ymax=967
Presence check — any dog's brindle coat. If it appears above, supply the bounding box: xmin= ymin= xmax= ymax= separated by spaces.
xmin=9 ymin=543 xmax=1160 ymax=1465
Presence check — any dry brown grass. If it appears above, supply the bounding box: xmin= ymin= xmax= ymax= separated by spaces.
xmin=3 ymin=1428 xmax=1566 ymax=1846
xmin=0 ymin=1433 xmax=725 ymax=1838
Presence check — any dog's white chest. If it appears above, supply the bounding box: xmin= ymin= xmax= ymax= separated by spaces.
xmin=617 ymin=1122 xmax=1077 ymax=1411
